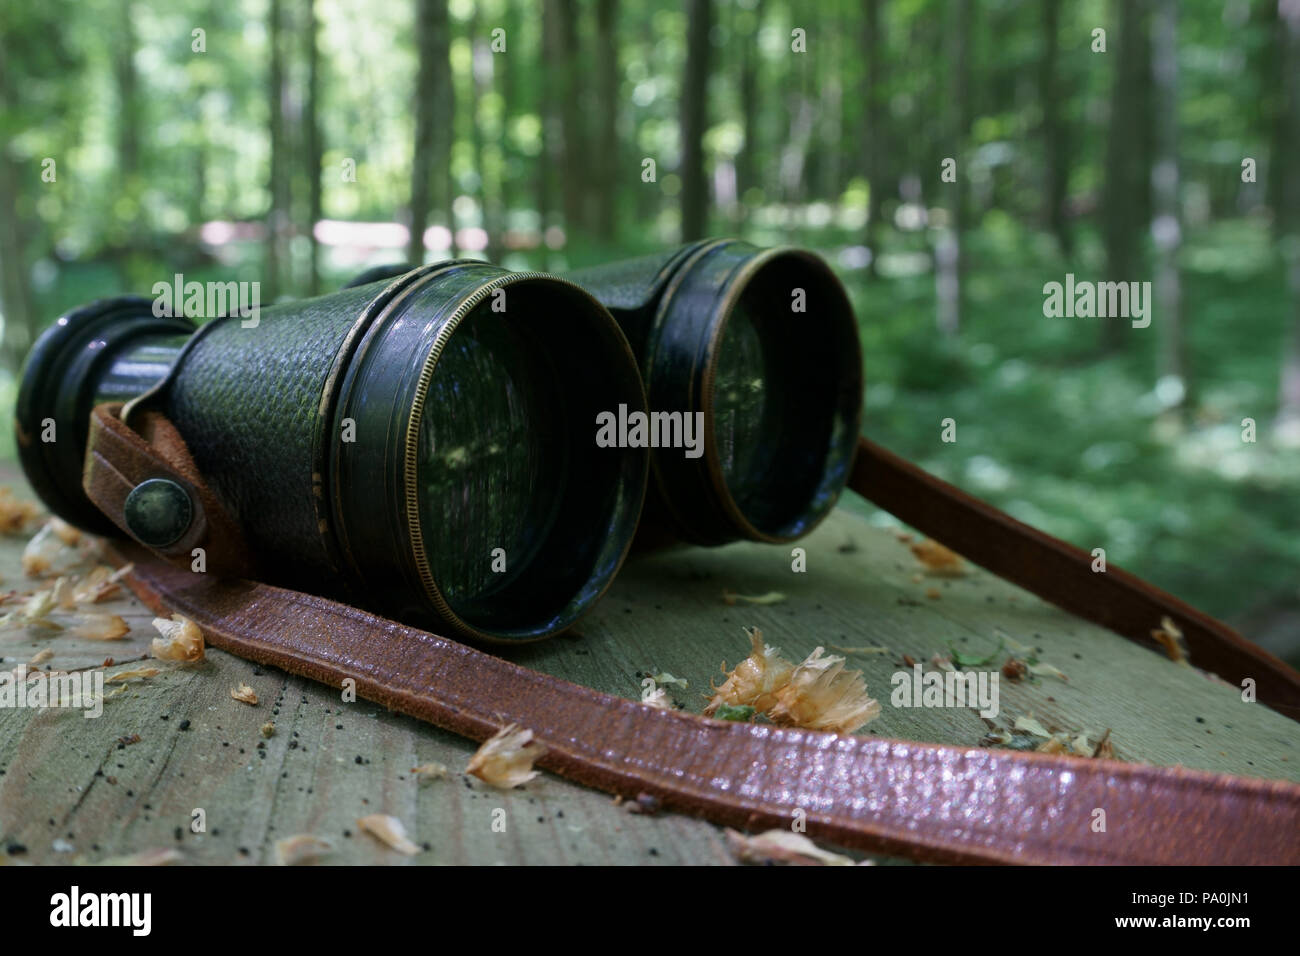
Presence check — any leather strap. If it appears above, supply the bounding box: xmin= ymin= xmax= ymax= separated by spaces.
xmin=111 ymin=540 xmax=1300 ymax=865
xmin=83 ymin=403 xmax=252 ymax=579
xmin=851 ymin=437 xmax=1300 ymax=719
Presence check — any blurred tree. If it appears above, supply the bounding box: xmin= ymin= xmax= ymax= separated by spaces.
xmin=681 ymin=0 xmax=712 ymax=241
xmin=936 ymin=0 xmax=973 ymax=337
xmin=1101 ymin=0 xmax=1147 ymax=352
xmin=864 ymin=0 xmax=888 ymax=277
xmin=1039 ymin=0 xmax=1072 ymax=257
xmin=409 ymin=0 xmax=450 ymax=266
xmin=304 ymin=0 xmax=323 ymax=294
xmin=1152 ymin=0 xmax=1186 ymax=411
xmin=267 ymin=0 xmax=289 ymax=298
xmin=1279 ymin=0 xmax=1300 ymax=428
xmin=593 ymin=0 xmax=619 ymax=240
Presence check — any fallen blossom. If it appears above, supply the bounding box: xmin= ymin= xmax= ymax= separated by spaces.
xmin=0 ymin=488 xmax=42 ymax=535
xmin=151 ymin=615 xmax=205 ymax=662
xmin=71 ymin=612 xmax=129 ymax=641
xmin=231 ymin=684 xmax=258 ymax=705
xmin=466 ymin=724 xmax=546 ymax=788
xmin=410 ymin=762 xmax=449 ymax=780
xmin=704 ymin=627 xmax=795 ymax=717
xmin=356 ymin=814 xmax=421 ymax=855
xmin=105 ymin=666 xmax=161 ymax=684
xmin=722 ymin=589 xmax=787 ymax=606
xmin=768 ymin=647 xmax=881 ymax=734
xmin=1151 ymin=616 xmax=1189 ymax=664
xmin=274 ymin=834 xmax=334 ymax=866
xmin=641 ymin=685 xmax=672 ymax=709
xmin=725 ymin=829 xmax=856 ymax=866
xmin=1012 ymin=714 xmax=1052 ymax=738
xmin=909 ymin=539 xmax=968 ymax=576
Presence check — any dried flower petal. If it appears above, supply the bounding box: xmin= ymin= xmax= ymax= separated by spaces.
xmin=105 ymin=666 xmax=161 ymax=684
xmin=909 ymin=539 xmax=968 ymax=576
xmin=22 ymin=522 xmax=70 ymax=576
xmin=231 ymin=684 xmax=258 ymax=705
xmin=356 ymin=814 xmax=421 ymax=855
xmin=1151 ymin=616 xmax=1189 ymax=664
xmin=151 ymin=614 xmax=205 ymax=662
xmin=725 ymin=829 xmax=856 ymax=866
xmin=28 ymin=648 xmax=53 ymax=666
xmin=641 ymin=686 xmax=672 ymax=709
xmin=722 ymin=590 xmax=787 ymax=606
xmin=768 ymin=647 xmax=881 ymax=734
xmin=466 ymin=724 xmax=546 ymax=788
xmin=1013 ymin=714 xmax=1052 ymax=738
xmin=71 ymin=612 xmax=129 ymax=641
xmin=704 ymin=627 xmax=795 ymax=717
xmin=274 ymin=834 xmax=334 ymax=866
xmin=1028 ymin=661 xmax=1069 ymax=682
xmin=0 ymin=488 xmax=42 ymax=536
xmin=98 ymin=848 xmax=184 ymax=866
xmin=65 ymin=564 xmax=133 ymax=606
xmin=411 ymin=762 xmax=449 ymax=779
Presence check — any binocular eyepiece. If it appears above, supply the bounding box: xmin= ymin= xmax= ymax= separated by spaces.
xmin=16 ymin=241 xmax=863 ymax=642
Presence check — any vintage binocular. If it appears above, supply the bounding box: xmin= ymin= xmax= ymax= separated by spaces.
xmin=15 ymin=239 xmax=862 ymax=641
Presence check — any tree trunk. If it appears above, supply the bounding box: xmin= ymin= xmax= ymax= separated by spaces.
xmin=937 ymin=0 xmax=973 ymax=337
xmin=593 ymin=0 xmax=619 ymax=240
xmin=116 ymin=2 xmax=140 ymax=186
xmin=1151 ymin=0 xmax=1186 ymax=411
xmin=1278 ymin=0 xmax=1300 ymax=428
xmin=409 ymin=0 xmax=443 ymax=265
xmin=1101 ymin=0 xmax=1146 ymax=352
xmin=267 ymin=0 xmax=287 ymax=299
xmin=304 ymin=0 xmax=323 ymax=294
xmin=737 ymin=0 xmax=766 ymax=205
xmin=864 ymin=0 xmax=887 ymax=277
xmin=1039 ymin=0 xmax=1072 ymax=257
xmin=680 ymin=0 xmax=712 ymax=241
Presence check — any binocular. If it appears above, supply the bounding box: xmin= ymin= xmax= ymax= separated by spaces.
xmin=15 ymin=239 xmax=862 ymax=642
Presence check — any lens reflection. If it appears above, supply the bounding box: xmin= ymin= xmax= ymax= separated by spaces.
xmin=712 ymin=305 xmax=773 ymax=507
xmin=418 ymin=305 xmax=563 ymax=605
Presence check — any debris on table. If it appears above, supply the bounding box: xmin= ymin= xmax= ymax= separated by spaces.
xmin=231 ymin=683 xmax=258 ymax=705
xmin=908 ymin=538 xmax=968 ymax=577
xmin=274 ymin=834 xmax=334 ymax=866
xmin=466 ymin=724 xmax=546 ymax=788
xmin=356 ymin=814 xmax=421 ymax=856
xmin=725 ymin=829 xmax=858 ymax=866
xmin=1151 ymin=616 xmax=1190 ymax=664
xmin=150 ymin=615 xmax=205 ymax=662
xmin=722 ymin=589 xmax=787 ymax=606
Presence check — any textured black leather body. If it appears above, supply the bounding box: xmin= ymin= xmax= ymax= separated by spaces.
xmin=161 ymin=281 xmax=385 ymax=587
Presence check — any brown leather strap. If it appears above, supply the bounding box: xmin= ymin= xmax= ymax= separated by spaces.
xmin=84 ymin=403 xmax=252 ymax=578
xmin=850 ymin=436 xmax=1300 ymax=719
xmin=111 ymin=540 xmax=1300 ymax=865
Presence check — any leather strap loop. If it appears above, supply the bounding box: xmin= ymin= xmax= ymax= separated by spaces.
xmin=850 ymin=436 xmax=1300 ymax=718
xmin=83 ymin=402 xmax=252 ymax=578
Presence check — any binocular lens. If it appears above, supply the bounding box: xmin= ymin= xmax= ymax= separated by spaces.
xmin=419 ymin=302 xmax=562 ymax=605
xmin=706 ymin=250 xmax=862 ymax=541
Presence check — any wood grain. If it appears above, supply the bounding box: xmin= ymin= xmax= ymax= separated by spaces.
xmin=1 ymin=473 xmax=1296 ymax=865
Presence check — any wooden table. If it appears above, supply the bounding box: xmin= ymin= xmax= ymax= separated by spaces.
xmin=1 ymin=472 xmax=1297 ymax=865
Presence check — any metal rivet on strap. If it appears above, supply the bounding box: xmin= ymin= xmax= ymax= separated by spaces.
xmin=123 ymin=478 xmax=193 ymax=548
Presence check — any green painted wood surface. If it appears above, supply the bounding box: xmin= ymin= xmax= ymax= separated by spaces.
xmin=1 ymin=471 xmax=1296 ymax=865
